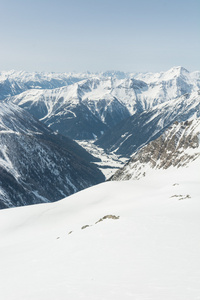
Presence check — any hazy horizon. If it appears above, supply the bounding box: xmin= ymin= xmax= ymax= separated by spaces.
xmin=0 ymin=65 xmax=199 ymax=75
xmin=0 ymin=0 xmax=199 ymax=73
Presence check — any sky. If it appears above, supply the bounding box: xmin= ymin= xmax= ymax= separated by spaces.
xmin=0 ymin=0 xmax=199 ymax=73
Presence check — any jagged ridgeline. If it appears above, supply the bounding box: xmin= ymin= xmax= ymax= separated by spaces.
xmin=1 ymin=67 xmax=200 ymax=208
xmin=0 ymin=103 xmax=105 ymax=209
xmin=5 ymin=67 xmax=200 ymax=141
xmin=96 ymin=91 xmax=200 ymax=157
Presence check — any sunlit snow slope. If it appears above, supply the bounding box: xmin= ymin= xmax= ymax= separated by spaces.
xmin=0 ymin=70 xmax=91 ymax=100
xmin=0 ymin=157 xmax=199 ymax=300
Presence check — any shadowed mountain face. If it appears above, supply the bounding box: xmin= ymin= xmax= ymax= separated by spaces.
xmin=0 ymin=103 xmax=105 ymax=209
xmin=96 ymin=92 xmax=200 ymax=157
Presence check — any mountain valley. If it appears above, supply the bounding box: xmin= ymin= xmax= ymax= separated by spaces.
xmin=0 ymin=66 xmax=200 ymax=300
xmin=0 ymin=67 xmax=199 ymax=192
xmin=0 ymin=103 xmax=104 ymax=209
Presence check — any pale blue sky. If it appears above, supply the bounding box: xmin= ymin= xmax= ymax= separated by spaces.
xmin=0 ymin=0 xmax=199 ymax=72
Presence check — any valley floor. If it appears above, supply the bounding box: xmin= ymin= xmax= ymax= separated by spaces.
xmin=77 ymin=140 xmax=127 ymax=179
xmin=0 ymin=159 xmax=200 ymax=300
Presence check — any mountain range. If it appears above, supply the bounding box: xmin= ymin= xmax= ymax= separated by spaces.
xmin=5 ymin=66 xmax=200 ymax=141
xmin=0 ymin=70 xmax=93 ymax=100
xmin=0 ymin=66 xmax=200 ymax=206
xmin=0 ymin=67 xmax=200 ymax=299
xmin=96 ymin=91 xmax=200 ymax=157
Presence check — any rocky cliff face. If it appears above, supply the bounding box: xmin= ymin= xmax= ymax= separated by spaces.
xmin=110 ymin=118 xmax=200 ymax=181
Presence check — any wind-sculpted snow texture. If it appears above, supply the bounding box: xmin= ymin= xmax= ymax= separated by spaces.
xmin=0 ymin=156 xmax=199 ymax=300
xmin=0 ymin=103 xmax=104 ymax=209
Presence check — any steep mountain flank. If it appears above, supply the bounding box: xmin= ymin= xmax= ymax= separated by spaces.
xmin=96 ymin=92 xmax=200 ymax=157
xmin=0 ymin=103 xmax=104 ymax=209
xmin=110 ymin=118 xmax=200 ymax=181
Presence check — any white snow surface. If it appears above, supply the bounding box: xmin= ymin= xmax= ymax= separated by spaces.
xmin=0 ymin=158 xmax=200 ymax=300
xmin=0 ymin=70 xmax=93 ymax=84
xmin=8 ymin=66 xmax=200 ymax=125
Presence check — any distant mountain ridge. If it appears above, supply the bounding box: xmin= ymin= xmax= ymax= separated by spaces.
xmin=1 ymin=66 xmax=200 ymax=178
xmin=0 ymin=70 xmax=94 ymax=100
xmin=1 ymin=69 xmax=200 ymax=300
xmin=5 ymin=66 xmax=200 ymax=141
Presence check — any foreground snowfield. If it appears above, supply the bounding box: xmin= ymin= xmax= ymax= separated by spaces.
xmin=0 ymin=159 xmax=200 ymax=300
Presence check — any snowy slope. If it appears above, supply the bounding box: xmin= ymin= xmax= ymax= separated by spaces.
xmin=0 ymin=103 xmax=104 ymax=208
xmin=96 ymin=91 xmax=200 ymax=157
xmin=132 ymin=66 xmax=200 ymax=109
xmin=111 ymin=117 xmax=200 ymax=181
xmin=0 ymin=156 xmax=199 ymax=300
xmin=7 ymin=67 xmax=200 ymax=140
xmin=0 ymin=70 xmax=92 ymax=100
xmin=8 ymin=78 xmax=132 ymax=139
xmin=2 ymin=67 xmax=200 ymax=177
xmin=78 ymin=96 xmax=200 ymax=178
